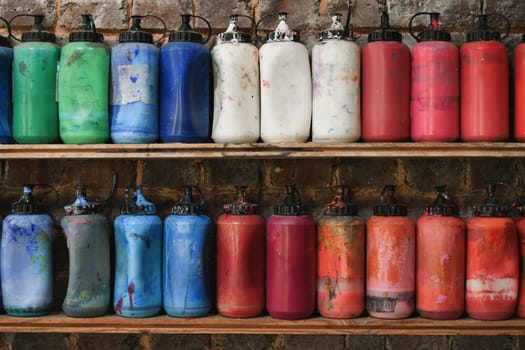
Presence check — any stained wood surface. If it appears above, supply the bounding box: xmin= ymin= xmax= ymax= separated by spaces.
xmin=0 ymin=314 xmax=523 ymax=335
xmin=0 ymin=142 xmax=524 ymax=159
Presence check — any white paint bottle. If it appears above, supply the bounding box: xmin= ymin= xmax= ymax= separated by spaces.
xmin=312 ymin=9 xmax=361 ymax=142
xmin=259 ymin=12 xmax=312 ymax=143
xmin=211 ymin=15 xmax=260 ymax=143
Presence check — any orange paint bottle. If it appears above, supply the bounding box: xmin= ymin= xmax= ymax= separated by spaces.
xmin=366 ymin=185 xmax=415 ymax=319
xmin=317 ymin=186 xmax=365 ymax=318
xmin=466 ymin=182 xmax=519 ymax=320
xmin=416 ymin=186 xmax=465 ymax=319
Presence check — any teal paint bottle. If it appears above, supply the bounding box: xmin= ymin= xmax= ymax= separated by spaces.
xmin=11 ymin=14 xmax=59 ymax=144
xmin=59 ymin=14 xmax=109 ymax=144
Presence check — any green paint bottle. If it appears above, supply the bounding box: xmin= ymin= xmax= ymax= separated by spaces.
xmin=58 ymin=14 xmax=109 ymax=144
xmin=12 ymin=14 xmax=59 ymax=144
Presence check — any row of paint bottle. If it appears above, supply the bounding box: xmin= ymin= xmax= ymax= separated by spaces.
xmin=2 ymin=181 xmax=525 ymax=321
xmin=1 ymin=3 xmax=525 ymax=144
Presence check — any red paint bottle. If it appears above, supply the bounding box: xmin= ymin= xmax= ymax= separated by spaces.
xmin=409 ymin=13 xmax=459 ymax=142
xmin=317 ymin=186 xmax=365 ymax=319
xmin=516 ymin=202 xmax=525 ymax=317
xmin=461 ymin=12 xmax=510 ymax=141
xmin=466 ymin=182 xmax=519 ymax=320
xmin=366 ymin=185 xmax=415 ymax=319
xmin=266 ymin=185 xmax=316 ymax=320
xmin=217 ymin=186 xmax=265 ymax=318
xmin=362 ymin=11 xmax=411 ymax=141
xmin=416 ymin=186 xmax=465 ymax=320
xmin=515 ymin=34 xmax=525 ymax=141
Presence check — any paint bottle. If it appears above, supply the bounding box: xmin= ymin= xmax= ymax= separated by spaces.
xmin=11 ymin=14 xmax=59 ymax=144
xmin=366 ymin=185 xmax=415 ymax=319
xmin=409 ymin=12 xmax=459 ymax=142
xmin=466 ymin=182 xmax=519 ymax=320
xmin=59 ymin=14 xmax=109 ymax=144
xmin=515 ymin=34 xmax=525 ymax=141
xmin=461 ymin=9 xmax=510 ymax=141
xmin=1 ymin=185 xmax=54 ymax=316
xmin=259 ymin=12 xmax=312 ymax=143
xmin=312 ymin=6 xmax=360 ymax=142
xmin=217 ymin=186 xmax=265 ymax=318
xmin=62 ymin=186 xmax=110 ymax=317
xmin=416 ymin=186 xmax=465 ymax=320
xmin=362 ymin=11 xmax=410 ymax=142
xmin=211 ymin=15 xmax=260 ymax=143
xmin=267 ymin=185 xmax=316 ymax=320
xmin=0 ymin=17 xmax=12 ymax=143
xmin=114 ymin=186 xmax=162 ymax=317
xmin=111 ymin=16 xmax=166 ymax=144
xmin=317 ymin=186 xmax=365 ymax=318
xmin=164 ymin=186 xmax=213 ymax=317
xmin=160 ymin=14 xmax=211 ymax=143
xmin=515 ymin=200 xmax=525 ymax=317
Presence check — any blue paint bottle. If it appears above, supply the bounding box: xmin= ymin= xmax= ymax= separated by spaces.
xmin=114 ymin=186 xmax=162 ymax=317
xmin=164 ymin=186 xmax=212 ymax=317
xmin=1 ymin=185 xmax=54 ymax=316
xmin=160 ymin=15 xmax=211 ymax=143
xmin=111 ymin=16 xmax=166 ymax=144
xmin=0 ymin=17 xmax=12 ymax=143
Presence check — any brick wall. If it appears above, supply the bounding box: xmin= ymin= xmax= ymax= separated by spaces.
xmin=0 ymin=0 xmax=525 ymax=349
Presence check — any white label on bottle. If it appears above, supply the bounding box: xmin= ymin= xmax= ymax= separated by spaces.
xmin=114 ymin=64 xmax=151 ymax=105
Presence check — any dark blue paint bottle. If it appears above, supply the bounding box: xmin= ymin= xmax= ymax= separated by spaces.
xmin=114 ymin=186 xmax=162 ymax=317
xmin=160 ymin=15 xmax=211 ymax=143
xmin=163 ymin=186 xmax=212 ymax=317
xmin=111 ymin=16 xmax=166 ymax=144
xmin=0 ymin=17 xmax=12 ymax=143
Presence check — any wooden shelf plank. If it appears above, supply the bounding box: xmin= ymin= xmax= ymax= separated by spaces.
xmin=0 ymin=142 xmax=524 ymax=159
xmin=0 ymin=314 xmax=523 ymax=335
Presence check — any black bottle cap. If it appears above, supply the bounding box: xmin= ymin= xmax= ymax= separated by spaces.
xmin=274 ymin=185 xmax=305 ymax=215
xmin=12 ymin=185 xmax=43 ymax=214
xmin=368 ymin=12 xmax=402 ymax=43
xmin=373 ymin=185 xmax=407 ymax=216
xmin=410 ymin=12 xmax=451 ymax=42
xmin=21 ymin=15 xmax=56 ymax=43
xmin=223 ymin=186 xmax=259 ymax=215
xmin=466 ymin=15 xmax=501 ymax=42
xmin=169 ymin=14 xmax=203 ymax=43
xmin=266 ymin=12 xmax=300 ymax=42
xmin=323 ymin=186 xmax=358 ymax=216
xmin=64 ymin=186 xmax=100 ymax=215
xmin=473 ymin=183 xmax=510 ymax=217
xmin=172 ymin=186 xmax=206 ymax=215
xmin=119 ymin=16 xmax=153 ymax=43
xmin=217 ymin=14 xmax=252 ymax=43
xmin=419 ymin=29 xmax=451 ymax=42
xmin=69 ymin=14 xmax=104 ymax=43
xmin=121 ymin=186 xmax=156 ymax=215
xmin=424 ymin=186 xmax=459 ymax=216
xmin=319 ymin=13 xmax=347 ymax=41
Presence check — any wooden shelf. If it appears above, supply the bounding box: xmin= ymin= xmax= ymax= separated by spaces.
xmin=0 ymin=314 xmax=523 ymax=335
xmin=0 ymin=142 xmax=524 ymax=159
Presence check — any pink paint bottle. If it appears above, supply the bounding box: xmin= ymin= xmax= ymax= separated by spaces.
xmin=266 ymin=185 xmax=316 ymax=320
xmin=409 ymin=12 xmax=459 ymax=141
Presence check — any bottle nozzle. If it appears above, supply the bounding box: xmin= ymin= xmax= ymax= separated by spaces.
xmin=179 ymin=14 xmax=193 ymax=31
xmin=380 ymin=185 xmax=397 ymax=205
xmin=430 ymin=12 xmax=440 ymax=30
xmin=130 ymin=15 xmax=143 ymax=31
xmin=380 ymin=11 xmax=391 ymax=30
xmin=80 ymin=14 xmax=96 ymax=32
